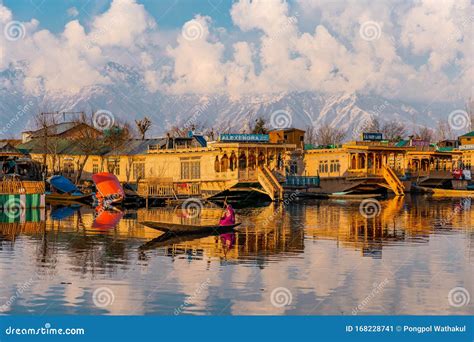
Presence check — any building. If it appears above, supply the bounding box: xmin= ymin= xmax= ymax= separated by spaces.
xmin=21 ymin=122 xmax=102 ymax=143
xmin=269 ymin=128 xmax=305 ymax=149
xmin=459 ymin=131 xmax=474 ymax=170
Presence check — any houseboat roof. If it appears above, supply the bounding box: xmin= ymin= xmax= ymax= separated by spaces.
xmin=0 ymin=142 xmax=23 ymax=156
xmin=17 ymin=138 xmax=110 ymax=155
xmin=25 ymin=122 xmax=77 ymax=137
xmin=105 ymin=139 xmax=166 ymax=156
xmin=460 ymin=131 xmax=474 ymax=137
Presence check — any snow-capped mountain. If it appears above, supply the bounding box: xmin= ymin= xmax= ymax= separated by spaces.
xmin=0 ymin=62 xmax=464 ymax=139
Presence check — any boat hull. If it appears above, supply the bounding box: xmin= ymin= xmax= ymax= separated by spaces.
xmin=413 ymin=186 xmax=474 ymax=197
xmin=139 ymin=221 xmax=241 ymax=234
xmin=46 ymin=193 xmax=92 ymax=203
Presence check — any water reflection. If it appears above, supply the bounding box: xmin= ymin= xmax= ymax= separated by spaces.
xmin=0 ymin=196 xmax=472 ymax=315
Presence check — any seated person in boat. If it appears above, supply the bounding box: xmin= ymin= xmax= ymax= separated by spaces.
xmin=219 ymin=203 xmax=235 ymax=226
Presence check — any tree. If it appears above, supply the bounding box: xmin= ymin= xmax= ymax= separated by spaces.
xmin=416 ymin=126 xmax=434 ymax=142
xmin=467 ymin=98 xmax=473 ymax=131
xmin=34 ymin=112 xmax=62 ymax=176
xmin=359 ymin=117 xmax=406 ymax=141
xmin=314 ymin=123 xmax=346 ymax=146
xmin=252 ymin=117 xmax=268 ymax=134
xmin=360 ymin=117 xmax=381 ymax=133
xmin=72 ymin=112 xmax=105 ymax=183
xmin=436 ymin=119 xmax=455 ymax=141
xmin=135 ymin=117 xmax=152 ymax=140
xmin=104 ymin=121 xmax=132 ymax=174
xmin=381 ymin=120 xmax=406 ymax=141
xmin=304 ymin=125 xmax=316 ymax=145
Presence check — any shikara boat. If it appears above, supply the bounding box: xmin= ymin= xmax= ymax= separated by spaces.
xmin=46 ymin=175 xmax=92 ymax=203
xmin=413 ymin=185 xmax=474 ymax=198
xmin=139 ymin=221 xmax=241 ymax=234
xmin=92 ymin=172 xmax=125 ymax=204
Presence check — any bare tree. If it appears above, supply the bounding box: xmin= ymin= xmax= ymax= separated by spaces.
xmin=104 ymin=120 xmax=132 ymax=174
xmin=358 ymin=117 xmax=406 ymax=141
xmin=34 ymin=112 xmax=62 ymax=176
xmin=251 ymin=117 xmax=268 ymax=134
xmin=304 ymin=125 xmax=316 ymax=145
xmin=436 ymin=119 xmax=455 ymax=141
xmin=360 ymin=117 xmax=382 ymax=133
xmin=72 ymin=112 xmax=104 ymax=183
xmin=135 ymin=117 xmax=152 ymax=140
xmin=467 ymin=97 xmax=473 ymax=131
xmin=381 ymin=120 xmax=406 ymax=141
xmin=416 ymin=126 xmax=434 ymax=142
xmin=314 ymin=123 xmax=346 ymax=146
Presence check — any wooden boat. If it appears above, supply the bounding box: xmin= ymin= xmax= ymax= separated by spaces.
xmin=46 ymin=175 xmax=92 ymax=203
xmin=139 ymin=221 xmax=241 ymax=234
xmin=92 ymin=172 xmax=125 ymax=204
xmin=46 ymin=193 xmax=92 ymax=202
xmin=413 ymin=186 xmax=474 ymax=198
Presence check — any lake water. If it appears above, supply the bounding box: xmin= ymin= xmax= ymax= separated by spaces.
xmin=0 ymin=196 xmax=472 ymax=315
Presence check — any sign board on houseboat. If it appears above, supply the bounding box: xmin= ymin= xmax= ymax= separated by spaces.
xmin=362 ymin=133 xmax=383 ymax=141
xmin=459 ymin=144 xmax=474 ymax=150
xmin=219 ymin=134 xmax=270 ymax=142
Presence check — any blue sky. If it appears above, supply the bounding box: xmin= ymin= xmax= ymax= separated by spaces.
xmin=3 ymin=0 xmax=235 ymax=32
xmin=0 ymin=0 xmax=471 ymax=103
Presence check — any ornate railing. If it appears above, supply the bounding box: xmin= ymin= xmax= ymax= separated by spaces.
xmin=0 ymin=180 xmax=45 ymax=195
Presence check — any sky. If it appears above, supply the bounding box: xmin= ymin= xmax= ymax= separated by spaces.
xmin=0 ymin=0 xmax=472 ymax=102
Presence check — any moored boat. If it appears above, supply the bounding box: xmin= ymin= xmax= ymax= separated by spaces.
xmin=46 ymin=175 xmax=92 ymax=203
xmin=413 ymin=185 xmax=474 ymax=197
xmin=92 ymin=172 xmax=125 ymax=205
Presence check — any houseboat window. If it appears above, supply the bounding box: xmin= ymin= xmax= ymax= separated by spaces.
xmin=258 ymin=152 xmax=265 ymax=166
xmin=92 ymin=164 xmax=99 ymax=174
xmin=214 ymin=156 xmax=220 ymax=172
xmin=133 ymin=163 xmax=145 ymax=180
xmin=107 ymin=160 xmax=120 ymax=175
xmin=239 ymin=152 xmax=246 ymax=169
xmin=248 ymin=152 xmax=256 ymax=170
xmin=221 ymin=154 xmax=229 ymax=172
xmin=229 ymin=152 xmax=237 ymax=171
xmin=181 ymin=160 xmax=201 ymax=179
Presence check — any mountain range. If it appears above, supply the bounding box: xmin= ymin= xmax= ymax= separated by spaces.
xmin=0 ymin=62 xmax=465 ymax=139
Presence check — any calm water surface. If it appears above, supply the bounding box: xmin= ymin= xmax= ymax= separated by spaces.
xmin=0 ymin=196 xmax=473 ymax=315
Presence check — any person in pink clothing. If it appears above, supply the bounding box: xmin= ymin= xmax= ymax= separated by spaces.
xmin=219 ymin=203 xmax=235 ymax=226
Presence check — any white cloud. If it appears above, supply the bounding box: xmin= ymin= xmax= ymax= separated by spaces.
xmin=0 ymin=0 xmax=471 ymax=102
xmin=67 ymin=7 xmax=79 ymax=18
